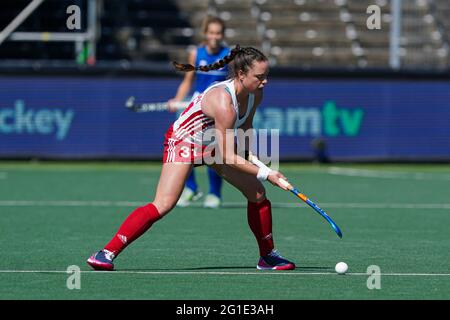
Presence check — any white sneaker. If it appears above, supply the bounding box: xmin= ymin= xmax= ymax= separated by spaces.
xmin=203 ymin=194 xmax=221 ymax=209
xmin=177 ymin=188 xmax=203 ymax=207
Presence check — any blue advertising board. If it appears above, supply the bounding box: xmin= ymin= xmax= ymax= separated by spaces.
xmin=1 ymin=76 xmax=449 ymax=160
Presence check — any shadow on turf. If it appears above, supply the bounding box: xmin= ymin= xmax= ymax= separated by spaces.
xmin=120 ymin=266 xmax=332 ymax=271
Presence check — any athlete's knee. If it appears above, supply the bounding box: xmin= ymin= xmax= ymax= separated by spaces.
xmin=152 ymin=196 xmax=177 ymax=216
xmin=243 ymin=184 xmax=266 ymax=203
xmin=253 ymin=189 xmax=266 ymax=203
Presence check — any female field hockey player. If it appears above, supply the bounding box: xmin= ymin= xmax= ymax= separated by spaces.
xmin=168 ymin=16 xmax=230 ymax=209
xmin=87 ymin=45 xmax=296 ymax=271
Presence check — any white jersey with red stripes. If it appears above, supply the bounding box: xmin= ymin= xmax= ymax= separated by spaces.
xmin=171 ymin=79 xmax=255 ymax=147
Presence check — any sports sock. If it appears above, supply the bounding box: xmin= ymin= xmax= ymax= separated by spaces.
xmin=185 ymin=169 xmax=198 ymax=193
xmin=104 ymin=203 xmax=161 ymax=257
xmin=207 ymin=166 xmax=222 ymax=198
xmin=247 ymin=199 xmax=274 ymax=257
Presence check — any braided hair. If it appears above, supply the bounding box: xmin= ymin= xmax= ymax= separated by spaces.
xmin=173 ymin=45 xmax=267 ymax=77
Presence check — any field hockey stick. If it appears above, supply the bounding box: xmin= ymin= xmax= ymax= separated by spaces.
xmin=248 ymin=152 xmax=343 ymax=238
xmin=125 ymin=96 xmax=188 ymax=112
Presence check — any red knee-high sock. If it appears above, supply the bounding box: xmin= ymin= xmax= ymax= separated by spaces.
xmin=247 ymin=199 xmax=274 ymax=257
xmin=104 ymin=203 xmax=161 ymax=257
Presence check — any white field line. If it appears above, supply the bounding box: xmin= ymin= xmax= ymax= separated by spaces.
xmin=328 ymin=167 xmax=450 ymax=181
xmin=0 ymin=200 xmax=450 ymax=210
xmin=0 ymin=270 xmax=449 ymax=276
xmin=0 ymin=200 xmax=143 ymax=207
xmin=2 ymin=166 xmax=450 ymax=179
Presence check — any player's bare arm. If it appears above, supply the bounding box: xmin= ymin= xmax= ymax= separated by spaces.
xmin=237 ymin=90 xmax=288 ymax=189
xmin=202 ymin=87 xmax=259 ymax=176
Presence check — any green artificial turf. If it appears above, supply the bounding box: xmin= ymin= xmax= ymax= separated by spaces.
xmin=0 ymin=162 xmax=449 ymax=299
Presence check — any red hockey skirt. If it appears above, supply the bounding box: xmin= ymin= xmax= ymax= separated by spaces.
xmin=162 ymin=125 xmax=214 ymax=166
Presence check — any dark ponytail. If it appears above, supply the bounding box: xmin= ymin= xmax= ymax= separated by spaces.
xmin=173 ymin=45 xmax=268 ymax=77
xmin=173 ymin=45 xmax=241 ymax=72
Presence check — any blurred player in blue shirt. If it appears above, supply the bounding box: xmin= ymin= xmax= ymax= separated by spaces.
xmin=167 ymin=16 xmax=230 ymax=208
